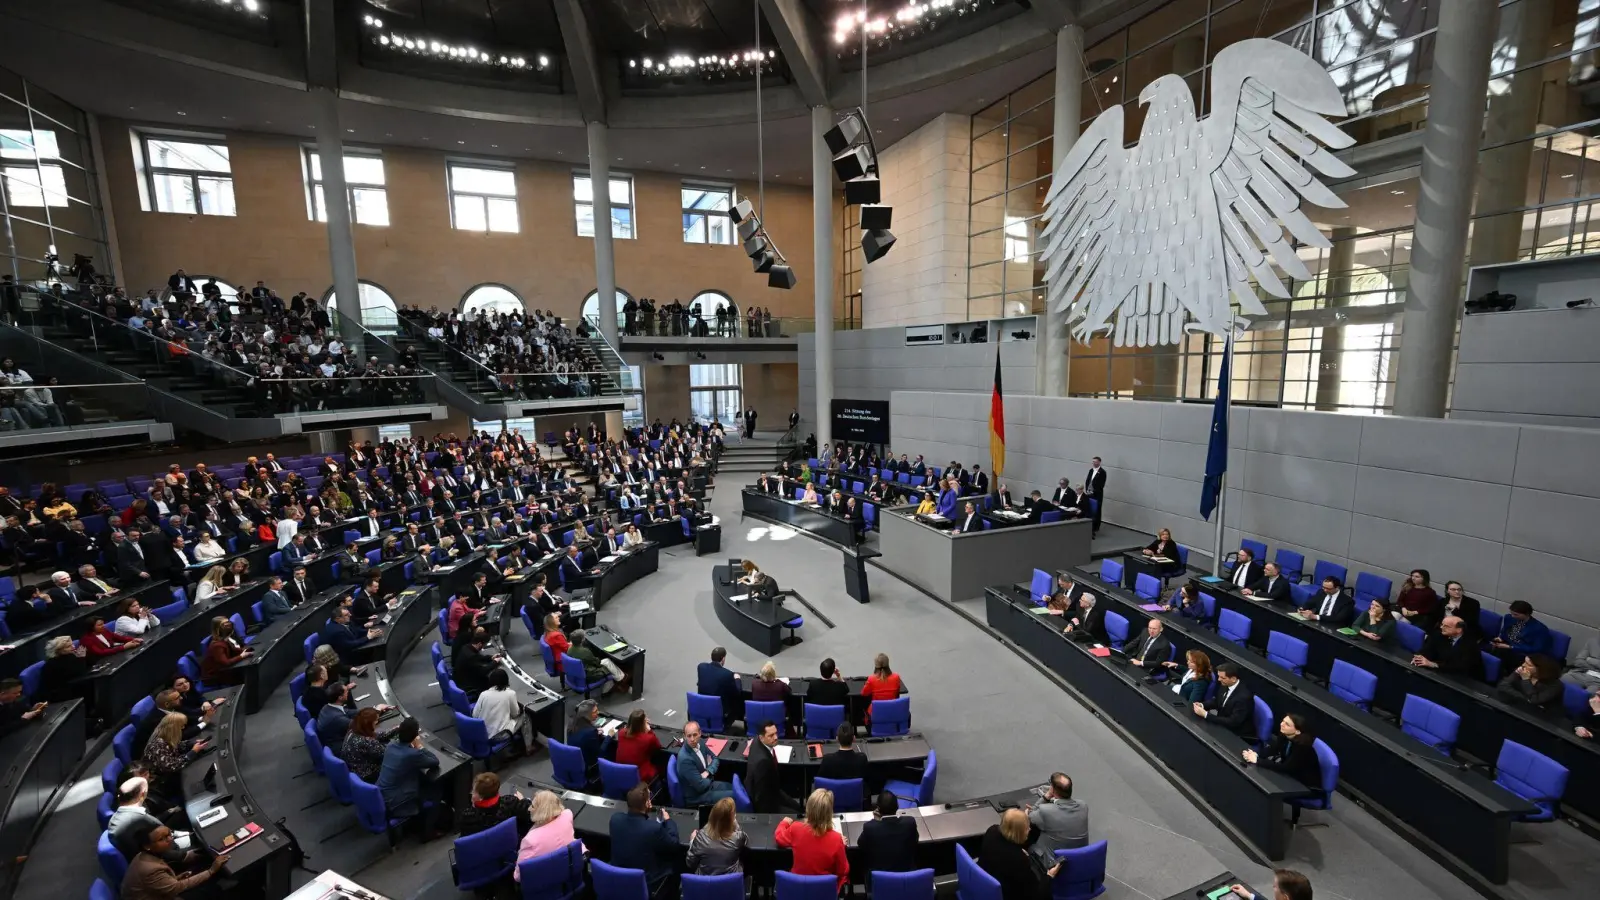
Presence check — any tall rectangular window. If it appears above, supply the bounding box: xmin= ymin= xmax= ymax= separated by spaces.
xmin=574 ymin=173 xmax=634 ymax=239
xmin=448 ymin=162 xmax=519 ymax=233
xmin=1 ymin=129 xmax=68 ymax=208
xmin=689 ymin=363 xmax=741 ymax=425
xmin=1003 ymin=215 xmax=1031 ymax=262
xmin=304 ymin=149 xmax=389 ymax=226
xmin=681 ymin=183 xmax=733 ymax=244
xmin=142 ymin=135 xmax=235 ymax=215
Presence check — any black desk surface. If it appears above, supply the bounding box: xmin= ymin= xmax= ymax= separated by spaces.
xmin=179 ymin=686 xmax=291 ymax=896
xmin=0 ymin=580 xmax=172 ymax=680
xmin=367 ymin=662 xmax=474 ymax=808
xmin=230 ymin=585 xmax=355 ymax=713
xmin=741 ymin=490 xmax=858 ymax=547
xmin=0 ymin=699 xmax=86 ymax=900
xmin=590 ymin=541 xmax=660 ymax=609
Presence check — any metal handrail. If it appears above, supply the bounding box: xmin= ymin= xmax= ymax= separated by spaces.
xmin=387 ymin=313 xmax=626 ymax=398
xmin=53 ymin=298 xmax=259 ymax=381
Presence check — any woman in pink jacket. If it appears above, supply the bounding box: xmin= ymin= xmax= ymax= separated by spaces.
xmin=513 ymin=790 xmax=585 ymax=882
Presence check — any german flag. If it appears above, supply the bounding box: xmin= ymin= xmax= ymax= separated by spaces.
xmin=989 ymin=345 xmax=1006 ymax=480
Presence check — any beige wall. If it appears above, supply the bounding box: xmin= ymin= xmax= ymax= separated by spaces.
xmin=99 ymin=121 xmax=819 ymax=320
xmin=642 ymin=365 xmax=691 ymax=424
xmin=741 ymin=362 xmax=799 ymax=424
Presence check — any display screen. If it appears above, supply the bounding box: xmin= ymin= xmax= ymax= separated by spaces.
xmin=832 ymin=399 xmax=890 ymax=443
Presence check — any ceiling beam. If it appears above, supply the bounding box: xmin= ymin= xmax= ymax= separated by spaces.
xmin=1025 ymin=0 xmax=1080 ymax=30
xmin=551 ymin=0 xmax=607 ymax=123
xmin=759 ymin=0 xmax=828 ymax=108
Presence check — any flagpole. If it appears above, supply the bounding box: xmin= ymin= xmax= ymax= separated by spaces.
xmin=1209 ymin=327 xmax=1234 ymax=577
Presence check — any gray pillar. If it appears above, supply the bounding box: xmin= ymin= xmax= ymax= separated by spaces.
xmin=586 ymin=121 xmax=619 ymax=348
xmin=1392 ymin=0 xmax=1499 ymax=418
xmin=312 ymin=88 xmax=362 ymax=352
xmin=812 ymin=105 xmax=835 ymax=449
xmin=1470 ymin=0 xmax=1552 ymax=267
xmin=1314 ymin=226 xmax=1357 ymax=411
xmin=1042 ymin=24 xmax=1084 ymax=398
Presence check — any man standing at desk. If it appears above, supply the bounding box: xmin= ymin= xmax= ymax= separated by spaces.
xmin=1085 ymin=457 xmax=1107 ymax=533
xmin=1195 ymin=662 xmax=1255 ymax=737
xmin=747 ymin=720 xmax=801 ymax=815
xmin=610 ymin=783 xmax=680 ymax=897
xmin=1231 ymin=869 xmax=1313 ymax=900
xmin=697 ymin=647 xmax=742 ymax=724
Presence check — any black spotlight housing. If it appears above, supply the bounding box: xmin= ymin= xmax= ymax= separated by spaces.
xmin=844 ymin=175 xmax=881 ymax=206
xmin=742 ymin=234 xmax=769 ymax=257
xmin=823 ymin=115 xmax=864 ymax=155
xmin=863 ymin=229 xmax=897 ymax=263
xmin=861 ymin=204 xmax=893 ymax=231
xmin=752 ymin=250 xmax=776 ymax=273
xmin=832 ymin=145 xmax=872 ymax=183
xmin=736 ymin=216 xmax=763 ymax=241
xmin=767 ymin=265 xmax=797 ymax=290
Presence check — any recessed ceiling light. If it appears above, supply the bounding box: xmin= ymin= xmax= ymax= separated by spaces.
xmin=346 ymin=129 xmax=355 ymax=133
xmin=308 ymin=125 xmax=316 ymax=129
xmin=176 ymin=111 xmax=187 ymax=116
xmin=616 ymin=157 xmax=622 ymax=161
xmin=1562 ymin=173 xmax=1575 ymax=178
xmin=385 ymin=133 xmax=392 ymax=137
xmin=700 ymin=166 xmax=706 ymax=169
xmin=457 ymin=140 xmax=465 ymax=144
xmin=128 ymin=106 xmax=136 ymax=110
xmin=491 ymin=144 xmax=498 ymax=148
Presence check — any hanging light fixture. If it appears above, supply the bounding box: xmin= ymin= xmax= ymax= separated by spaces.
xmin=733 ymin=0 xmax=796 ymax=290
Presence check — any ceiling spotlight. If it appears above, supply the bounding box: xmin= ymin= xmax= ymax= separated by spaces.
xmin=538 ymin=55 xmax=549 ymax=67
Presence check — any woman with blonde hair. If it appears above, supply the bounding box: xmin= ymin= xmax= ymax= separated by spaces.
xmin=194 ymin=565 xmax=228 ymax=603
xmin=514 ymin=790 xmax=583 ymax=881
xmin=143 ymin=712 xmax=207 ymax=800
xmin=977 ymin=808 xmax=1058 ymax=899
xmin=687 ymin=797 xmax=747 ymax=875
xmin=774 ymin=788 xmax=849 ymax=890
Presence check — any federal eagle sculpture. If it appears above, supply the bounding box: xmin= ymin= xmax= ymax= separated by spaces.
xmin=1040 ymin=39 xmax=1356 ymax=346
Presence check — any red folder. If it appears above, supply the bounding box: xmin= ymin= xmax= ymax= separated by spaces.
xmin=1089 ymin=647 xmax=1112 ymax=658
xmin=705 ymin=738 xmax=728 ymax=756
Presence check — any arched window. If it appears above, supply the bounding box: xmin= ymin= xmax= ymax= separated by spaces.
xmin=581 ymin=288 xmax=632 ymax=332
xmin=461 ymin=283 xmax=524 ymax=318
xmin=323 ymin=280 xmax=398 ymax=332
xmin=164 ymin=275 xmax=237 ymax=308
xmin=689 ymin=290 xmax=735 ymax=319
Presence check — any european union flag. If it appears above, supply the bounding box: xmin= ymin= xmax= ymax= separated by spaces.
xmin=1201 ymin=336 xmax=1231 ymax=521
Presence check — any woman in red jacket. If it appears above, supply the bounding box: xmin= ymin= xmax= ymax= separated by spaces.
xmin=861 ymin=652 xmax=904 ymax=728
xmin=775 ymin=788 xmax=850 ymax=891
xmin=81 ymin=617 xmax=139 ymax=658
xmin=201 ymin=616 xmax=252 ymax=685
xmin=613 ymin=708 xmax=663 ymax=783
xmin=542 ymin=613 xmax=569 ymax=674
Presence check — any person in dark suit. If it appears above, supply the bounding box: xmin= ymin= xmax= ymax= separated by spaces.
xmin=746 ymin=721 xmax=801 ymax=815
xmin=1228 ymin=548 xmax=1264 ymax=592
xmin=1243 ymin=713 xmax=1322 ymax=793
xmin=857 ymin=790 xmax=920 ymax=875
xmin=1242 ymin=562 xmax=1290 ymax=602
xmin=1195 ymin=662 xmax=1255 ymax=738
xmin=1123 ymin=618 xmax=1173 ymax=676
xmin=1297 ymin=576 xmax=1356 ymax=628
xmin=257 ymin=576 xmax=293 ymax=625
xmin=609 ymin=783 xmax=681 ymax=897
xmin=285 ymin=565 xmax=316 ymax=607
xmin=808 ymin=658 xmax=850 ymax=708
xmin=696 ymin=647 xmax=742 ymax=725
xmin=951 ymin=501 xmax=981 ymax=535
xmin=568 ymin=700 xmax=603 ymax=780
xmin=321 ymin=606 xmax=377 ymax=662
xmin=818 ymin=722 xmax=869 ymax=782
xmin=117 ymin=529 xmax=153 ymax=585
xmin=450 ymin=628 xmax=499 ymax=698
xmin=1064 ymin=593 xmax=1107 ymax=643
xmin=1412 ymin=616 xmax=1485 ymax=679
xmin=970 ymin=466 xmax=990 ymax=495
xmin=559 ymin=545 xmax=591 ymax=589
xmin=1084 ymin=457 xmax=1107 ymax=533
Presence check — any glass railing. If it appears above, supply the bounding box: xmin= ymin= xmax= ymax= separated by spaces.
xmin=586 ymin=313 xmax=844 ymax=339
xmin=578 ymin=324 xmax=637 ymax=394
xmin=387 ymin=312 xmax=625 ymax=402
xmin=0 ymin=382 xmax=158 ymax=433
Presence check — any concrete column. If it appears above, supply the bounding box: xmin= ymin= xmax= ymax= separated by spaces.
xmin=1470 ymin=0 xmax=1552 ymax=267
xmin=1042 ymin=24 xmax=1084 ymax=398
xmin=311 ymin=88 xmax=363 ymax=355
xmin=812 ymin=105 xmax=835 ymax=449
xmin=586 ymin=121 xmax=619 ymax=348
xmin=1314 ymin=226 xmax=1357 ymax=410
xmin=1392 ymin=0 xmax=1499 ymax=418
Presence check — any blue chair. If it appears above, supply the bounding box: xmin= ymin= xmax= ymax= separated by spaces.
xmin=437 ymin=607 xmax=452 ymax=646
xmin=1029 ymin=568 xmax=1052 ymax=604
xmin=130 ymin=695 xmax=157 ymax=722
xmin=598 ymin=759 xmax=640 ymax=800
xmin=1328 ymin=660 xmax=1377 ymax=711
xmin=1401 ymin=694 xmax=1461 ymax=755
xmin=870 ymin=697 xmax=911 ymax=736
xmin=1098 ymin=558 xmax=1122 ymax=586
xmin=516 ymin=840 xmax=586 ymax=900
xmin=1478 ymin=608 xmax=1503 ymax=642
xmin=1563 ymin=682 xmax=1590 ymax=722
xmin=451 ymin=816 xmax=520 ymax=890
xmin=732 ymin=773 xmax=752 ymax=812
xmin=776 ymin=872 xmax=838 ymax=900
xmin=955 ymin=843 xmax=1001 ymax=900
xmin=1103 ymin=612 xmax=1129 ymax=650
xmin=1252 ymin=697 xmax=1273 ymax=747
xmin=112 ymin=724 xmax=136 ymax=766
xmin=871 ymin=869 xmax=935 ymax=900
xmin=349 ymin=774 xmax=409 ymax=845
xmin=455 ymin=712 xmax=516 ymax=762
xmin=1394 ymin=620 xmax=1425 ymax=653
xmin=885 ymin=750 xmax=937 ymax=808
xmin=96 ymin=792 xmax=114 ymax=829
xmin=863 ymin=504 xmax=878 ymax=532
xmin=538 ymin=634 xmax=560 ymax=677
xmin=294 ymin=698 xmax=311 ymax=730
xmin=1217 ymin=608 xmax=1251 ymax=646
xmin=1481 ymin=652 xmax=1502 ymax=684
xmin=229 ymin=613 xmax=255 ymax=644
xmin=149 ymin=597 xmax=186 ymax=622
xmin=1052 ymin=840 xmax=1109 ymax=899
xmin=591 ymin=859 xmax=650 ymax=898
xmin=1495 ymin=740 xmax=1569 ymax=822
xmin=269 ymin=551 xmax=284 ymax=574
xmin=303 ymin=633 xmax=321 ymax=664
xmin=1273 ymin=549 xmax=1305 ymax=584
xmin=1227 ymin=539 xmax=1268 ymax=573
xmin=814 ymin=776 xmax=865 ymax=811
xmin=665 ymin=756 xmax=685 ymax=807
xmin=1040 ymin=510 xmax=1064 ymax=524
xmin=1289 ymin=582 xmax=1318 ymax=608
xmin=176 ymin=652 xmax=203 ymax=688
xmin=430 ymin=641 xmax=444 ymax=670
xmin=97 ymin=832 xmax=128 ymax=886
xmin=745 ymin=700 xmax=786 ymax=731
xmin=323 ymin=747 xmax=354 ymax=805
xmin=1287 ymin=739 xmax=1340 ymax=825
xmin=1198 ymin=592 xmax=1218 ymax=625
xmin=443 ymin=680 xmax=473 ymax=717
xmin=1352 ymin=572 xmax=1392 ymax=606
xmin=101 ymin=759 xmax=124 ymax=794
xmin=1551 ymin=629 xmax=1573 ymax=663
xmin=1133 ymin=572 xmax=1161 ymax=602
xmin=681 ymin=872 xmax=746 ymax=900
xmin=561 ymin=652 xmax=612 ymax=697
xmin=1308 ymin=559 xmax=1347 ymax=587
xmin=548 ymin=739 xmax=589 ymax=791
xmin=687 ymin=692 xmax=726 ymax=733
xmin=804 ymin=703 xmax=846 ymax=740
xmin=1265 ymin=632 xmax=1308 ymax=676
xmin=365 ymin=549 xmax=381 ymax=565
xmin=303 ymin=721 xmax=325 ymax=774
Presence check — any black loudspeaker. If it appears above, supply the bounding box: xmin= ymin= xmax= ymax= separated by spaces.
xmin=768 ymin=265 xmax=797 ymax=289
xmin=860 ymin=204 xmax=893 ymax=231
xmin=730 ymin=198 xmax=756 ymax=223
xmin=742 ymin=234 xmax=769 ymax=257
xmin=832 ymin=145 xmax=872 ymax=182
xmin=863 ymin=229 xmax=897 ymax=263
xmin=844 ymin=175 xmax=881 ymax=206
xmin=752 ymin=251 xmax=776 ymax=273
xmin=823 ymin=115 xmax=864 ymax=155
xmin=737 ymin=216 xmax=762 ymax=241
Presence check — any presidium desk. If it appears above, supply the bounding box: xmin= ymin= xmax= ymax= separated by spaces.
xmin=877 ymin=504 xmax=1093 ymax=602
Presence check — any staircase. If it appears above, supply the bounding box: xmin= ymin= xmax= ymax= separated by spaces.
xmin=717 ymin=433 xmax=792 ymax=478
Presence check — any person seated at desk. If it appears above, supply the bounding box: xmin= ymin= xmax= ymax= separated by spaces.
xmin=451 ymin=627 xmax=500 ymax=698
xmin=314 ymin=642 xmax=361 ymax=687
xmin=1124 ymin=618 xmax=1173 ymax=676
xmin=475 ymin=667 xmax=538 ymax=753
xmin=914 ymin=492 xmax=937 ymax=516
xmin=257 ymin=575 xmax=293 ymax=625
xmin=809 ymin=657 xmax=850 ymax=708
xmin=120 ymin=823 xmax=227 ymax=900
xmin=687 ymin=797 xmax=747 ymax=876
xmin=1297 ymin=575 xmax=1356 ymax=628
xmin=322 ymin=606 xmax=382 ymax=663
xmin=133 ymin=689 xmax=206 ymax=753
xmin=1395 ymin=569 xmax=1438 ymax=630
xmin=1243 ymin=713 xmax=1322 ymax=789
xmin=446 ymin=591 xmax=482 ymax=644
xmin=1439 ymin=581 xmax=1482 ymax=643
xmin=1241 ymin=562 xmax=1290 ymax=602
xmin=37 ymin=635 xmax=86 ymax=701
xmin=677 ymin=720 xmax=734 ymax=806
xmin=515 ymin=790 xmax=583 ymax=883
xmin=107 ymin=777 xmax=190 ymax=863
xmin=747 ymin=720 xmax=802 ymax=815
xmin=191 ymin=531 xmax=227 ymax=564
xmin=377 ymin=717 xmax=447 ymax=839
xmin=529 ymin=576 xmax=568 ymax=621
xmin=1141 ymin=528 xmax=1184 ymax=576
xmin=342 ymin=707 xmax=395 ymax=782
xmin=200 ymin=616 xmax=251 ymax=685
xmin=698 ymin=646 xmax=742 ymax=725
xmin=1194 ymin=662 xmax=1255 ymax=738
xmin=568 ymin=629 xmax=628 ymax=693
xmin=114 ymin=598 xmax=161 ymax=637
xmin=861 ymin=652 xmax=904 ymax=729
xmin=1489 ymin=600 xmax=1553 ymax=668
xmin=1412 ymin=616 xmax=1485 ymax=679
xmin=800 ymin=482 xmax=820 ymax=504
xmin=615 ymin=708 xmax=665 ymax=784
xmin=1497 ymin=654 xmax=1564 ymax=711
xmin=140 ymin=713 xmax=208 ymax=802
xmin=1022 ymin=491 xmax=1051 ymax=523
xmin=1572 ymin=691 xmax=1600 ymax=739
xmin=316 ymin=682 xmax=359 ymax=751
xmin=1230 ymin=868 xmax=1313 ymax=900
xmin=818 ymin=721 xmax=868 ymax=782
xmin=460 ymin=771 xmax=531 ymax=837
xmin=610 ymin=782 xmax=681 ymax=898
xmin=1026 ymin=772 xmax=1089 ymax=862
xmin=559 ymin=544 xmax=592 ymax=587
xmin=1043 ymin=592 xmax=1075 ymax=617
xmin=83 ymin=616 xmax=141 ymax=658
xmin=737 ymin=560 xmax=777 ymax=597
xmin=1351 ymin=599 xmax=1396 ymax=644
xmin=568 ymin=699 xmax=603 ymax=779
xmin=1064 ymin=593 xmax=1107 ymax=642
xmin=951 ymin=501 xmax=981 ymax=535
xmin=1164 ymin=650 xmax=1213 ymax=704
xmin=1165 ymin=582 xmax=1207 ymax=620
xmin=977 ymin=808 xmax=1059 ymax=900
xmin=2 ymin=585 xmax=48 ymax=633
xmin=775 ymin=788 xmax=850 ymax=892
xmin=1229 ymin=548 xmax=1264 ymax=591
xmin=1566 ymin=636 xmax=1600 ymax=692
xmin=857 ymin=790 xmax=920 ymax=876
xmin=751 ymin=660 xmax=792 ymax=708
xmin=0 ymin=677 xmax=46 ymax=737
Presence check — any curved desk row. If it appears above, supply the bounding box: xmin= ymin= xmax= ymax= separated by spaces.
xmin=878 ymin=505 xmax=1091 ymax=603
xmin=230 ymin=584 xmax=357 ymax=713
xmin=589 ymin=542 xmax=660 ymax=610
xmin=0 ymin=581 xmax=174 ymax=680
xmin=741 ymin=490 xmax=859 ymax=548
xmin=711 ymin=566 xmax=795 ymax=656
xmin=364 ymin=662 xmax=476 ymax=813
xmin=0 ymin=699 xmax=85 ymax=900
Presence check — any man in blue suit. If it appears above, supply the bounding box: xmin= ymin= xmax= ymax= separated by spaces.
xmin=675 ymin=721 xmax=733 ymax=806
xmin=376 ymin=717 xmax=444 ymax=838
xmin=258 ymin=575 xmax=294 ymax=625
xmin=321 ymin=606 xmax=377 ymax=662
xmin=609 ymin=783 xmax=680 ymax=897
xmin=696 ymin=646 xmax=742 ymax=725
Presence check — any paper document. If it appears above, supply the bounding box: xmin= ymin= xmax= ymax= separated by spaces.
xmin=600 ymin=555 xmax=619 ymax=563
xmin=602 ymin=641 xmax=627 ymax=653
xmin=1139 ymin=603 xmax=1164 ymax=612
xmin=773 ymin=744 xmax=794 ymax=764
xmin=1029 ymin=607 xmax=1054 ymax=615
xmin=1149 ymin=557 xmax=1174 ymax=564
xmin=729 ymin=593 xmax=750 ymax=602
xmin=1336 ymin=627 xmax=1359 ymax=635
xmin=704 ymin=738 xmax=729 ymax=755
